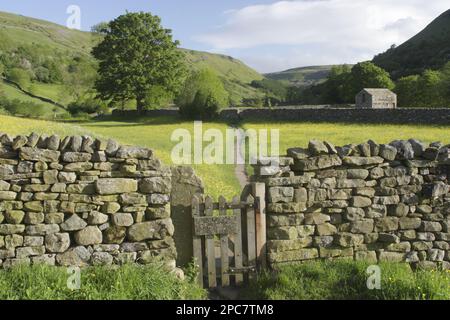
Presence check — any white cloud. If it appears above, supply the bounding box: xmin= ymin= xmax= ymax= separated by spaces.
xmin=194 ymin=0 xmax=450 ymax=72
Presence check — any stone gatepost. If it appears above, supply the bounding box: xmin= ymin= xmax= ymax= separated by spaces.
xmin=170 ymin=166 xmax=204 ymax=267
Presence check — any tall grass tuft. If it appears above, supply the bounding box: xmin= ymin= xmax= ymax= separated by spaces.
xmin=0 ymin=263 xmax=206 ymax=300
xmin=240 ymin=260 xmax=450 ymax=300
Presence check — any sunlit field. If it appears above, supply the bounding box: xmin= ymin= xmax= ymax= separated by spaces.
xmin=81 ymin=117 xmax=240 ymax=199
xmin=0 ymin=115 xmax=240 ymax=199
xmin=243 ymin=121 xmax=450 ymax=153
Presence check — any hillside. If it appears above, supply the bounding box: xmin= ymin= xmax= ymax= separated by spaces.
xmin=373 ymin=9 xmax=450 ymax=79
xmin=0 ymin=81 xmax=67 ymax=118
xmin=182 ymin=49 xmax=264 ymax=105
xmin=0 ymin=11 xmax=264 ymax=110
xmin=265 ymin=65 xmax=336 ymax=87
xmin=0 ymin=11 xmax=99 ymax=55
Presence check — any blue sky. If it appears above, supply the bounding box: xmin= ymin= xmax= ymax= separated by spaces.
xmin=1 ymin=1 xmax=449 ymax=73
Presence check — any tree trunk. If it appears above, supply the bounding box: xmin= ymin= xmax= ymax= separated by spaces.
xmin=136 ymin=97 xmax=145 ymax=114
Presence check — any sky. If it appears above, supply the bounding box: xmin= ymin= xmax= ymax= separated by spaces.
xmin=0 ymin=0 xmax=449 ymax=73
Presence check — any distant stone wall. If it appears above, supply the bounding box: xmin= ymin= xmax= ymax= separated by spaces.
xmin=222 ymin=107 xmax=450 ymax=124
xmin=111 ymin=108 xmax=179 ymax=118
xmin=111 ymin=107 xmax=450 ymax=125
xmin=253 ymin=139 xmax=450 ymax=270
xmin=0 ymin=133 xmax=175 ymax=269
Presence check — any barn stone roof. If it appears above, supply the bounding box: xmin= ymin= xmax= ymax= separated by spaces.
xmin=360 ymin=88 xmax=396 ymax=96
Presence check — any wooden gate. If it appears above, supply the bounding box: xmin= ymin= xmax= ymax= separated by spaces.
xmin=192 ymin=182 xmax=266 ymax=288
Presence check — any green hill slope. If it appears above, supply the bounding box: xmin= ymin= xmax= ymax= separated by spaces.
xmin=265 ymin=65 xmax=336 ymax=87
xmin=182 ymin=49 xmax=264 ymax=104
xmin=0 ymin=11 xmax=264 ymax=109
xmin=0 ymin=11 xmax=99 ymax=55
xmin=373 ymin=9 xmax=450 ymax=79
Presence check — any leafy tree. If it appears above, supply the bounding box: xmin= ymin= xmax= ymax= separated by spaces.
xmin=323 ymin=64 xmax=352 ymax=103
xmin=92 ymin=12 xmax=187 ymax=113
xmin=42 ymin=60 xmax=63 ymax=83
xmin=64 ymin=60 xmax=97 ymax=100
xmin=349 ymin=62 xmax=395 ymax=97
xmin=67 ymin=94 xmax=109 ymax=116
xmin=395 ymin=75 xmax=420 ymax=107
xmin=144 ymin=85 xmax=173 ymax=109
xmin=441 ymin=62 xmax=450 ymax=103
xmin=177 ymin=68 xmax=228 ymax=119
xmin=395 ymin=69 xmax=448 ymax=108
xmin=34 ymin=66 xmax=51 ymax=83
xmin=0 ymin=63 xmax=4 ymax=77
xmin=416 ymin=70 xmax=445 ymax=107
xmin=91 ymin=22 xmax=110 ymax=35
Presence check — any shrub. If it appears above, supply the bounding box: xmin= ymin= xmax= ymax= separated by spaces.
xmin=0 ymin=106 xmax=9 ymax=115
xmin=0 ymin=96 xmax=48 ymax=118
xmin=177 ymin=68 xmax=229 ymax=119
xmin=34 ymin=66 xmax=51 ymax=83
xmin=67 ymin=96 xmax=109 ymax=116
xmin=0 ymin=95 xmax=66 ymax=119
xmin=7 ymin=67 xmax=31 ymax=88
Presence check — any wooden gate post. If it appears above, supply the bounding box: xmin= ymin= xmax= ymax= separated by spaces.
xmin=252 ymin=182 xmax=267 ymax=269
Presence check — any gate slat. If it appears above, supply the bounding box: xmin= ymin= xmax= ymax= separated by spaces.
xmin=205 ymin=196 xmax=216 ymax=288
xmin=218 ymin=196 xmax=230 ymax=287
xmin=246 ymin=194 xmax=256 ymax=277
xmin=191 ymin=196 xmax=203 ymax=287
xmin=233 ymin=195 xmax=244 ymax=285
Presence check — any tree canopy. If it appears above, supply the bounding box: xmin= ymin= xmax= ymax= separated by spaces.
xmin=291 ymin=62 xmax=395 ymax=104
xmin=92 ymin=12 xmax=187 ymax=112
xmin=349 ymin=62 xmax=395 ymax=95
xmin=395 ymin=66 xmax=449 ymax=108
xmin=90 ymin=22 xmax=110 ymax=35
xmin=177 ymin=68 xmax=229 ymax=119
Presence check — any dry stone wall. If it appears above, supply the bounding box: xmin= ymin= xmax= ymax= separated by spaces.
xmin=0 ymin=132 xmax=175 ymax=268
xmin=111 ymin=107 xmax=450 ymax=125
xmin=254 ymin=139 xmax=450 ymax=270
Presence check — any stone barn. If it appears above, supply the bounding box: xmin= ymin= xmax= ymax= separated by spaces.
xmin=356 ymin=88 xmax=397 ymax=109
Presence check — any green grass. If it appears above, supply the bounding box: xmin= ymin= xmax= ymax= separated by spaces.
xmin=0 ymin=114 xmax=89 ymax=136
xmin=29 ymin=83 xmax=71 ymax=106
xmin=243 ymin=122 xmax=450 ymax=152
xmin=0 ymin=263 xmax=206 ymax=300
xmin=240 ymin=260 xmax=450 ymax=300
